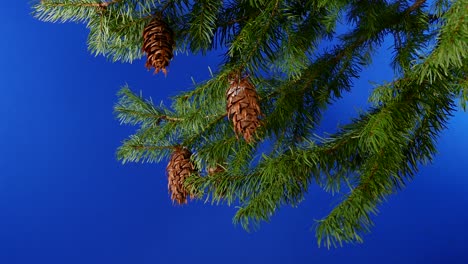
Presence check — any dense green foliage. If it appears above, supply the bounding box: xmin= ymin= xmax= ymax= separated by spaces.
xmin=33 ymin=0 xmax=468 ymax=248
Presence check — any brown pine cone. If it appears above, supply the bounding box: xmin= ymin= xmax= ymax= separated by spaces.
xmin=226 ymin=75 xmax=262 ymax=143
xmin=166 ymin=147 xmax=195 ymax=204
xmin=142 ymin=18 xmax=175 ymax=75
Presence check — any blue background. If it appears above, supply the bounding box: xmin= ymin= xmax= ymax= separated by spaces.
xmin=1 ymin=2 xmax=468 ymax=263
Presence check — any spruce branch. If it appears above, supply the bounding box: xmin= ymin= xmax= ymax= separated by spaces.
xmin=418 ymin=0 xmax=468 ymax=83
xmin=115 ymin=86 xmax=181 ymax=127
xmin=34 ymin=0 xmax=123 ymax=22
xmin=117 ymin=138 xmax=176 ymax=164
xmin=406 ymin=0 xmax=428 ymax=14
xmin=33 ymin=0 xmax=468 ymax=249
xmin=40 ymin=0 xmax=122 ymax=8
xmin=315 ymin=68 xmax=456 ymax=247
xmin=227 ymin=0 xmax=282 ymax=73
xmin=187 ymin=0 xmax=223 ymax=53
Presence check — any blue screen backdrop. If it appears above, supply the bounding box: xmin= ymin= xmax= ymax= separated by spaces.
xmin=1 ymin=2 xmax=467 ymax=263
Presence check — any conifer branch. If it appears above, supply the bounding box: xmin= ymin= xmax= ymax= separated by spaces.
xmin=406 ymin=0 xmax=428 ymax=14
xmin=33 ymin=0 xmax=468 ymax=248
xmin=40 ymin=0 xmax=122 ymax=8
xmin=127 ymin=144 xmax=175 ymax=151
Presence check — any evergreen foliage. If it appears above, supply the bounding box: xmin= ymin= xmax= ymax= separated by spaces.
xmin=33 ymin=0 xmax=468 ymax=248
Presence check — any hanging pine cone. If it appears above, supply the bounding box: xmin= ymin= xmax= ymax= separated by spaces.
xmin=166 ymin=147 xmax=195 ymax=205
xmin=142 ymin=17 xmax=175 ymax=75
xmin=226 ymin=75 xmax=262 ymax=143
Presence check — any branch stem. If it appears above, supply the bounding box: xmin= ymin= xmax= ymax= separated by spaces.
xmin=41 ymin=0 xmax=122 ymax=8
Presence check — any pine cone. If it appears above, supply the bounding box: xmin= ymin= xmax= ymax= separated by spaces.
xmin=226 ymin=75 xmax=262 ymax=143
xmin=166 ymin=147 xmax=195 ymax=205
xmin=142 ymin=18 xmax=175 ymax=75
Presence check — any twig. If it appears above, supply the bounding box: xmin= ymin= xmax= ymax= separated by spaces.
xmin=41 ymin=0 xmax=122 ymax=8
xmin=406 ymin=0 xmax=427 ymax=14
